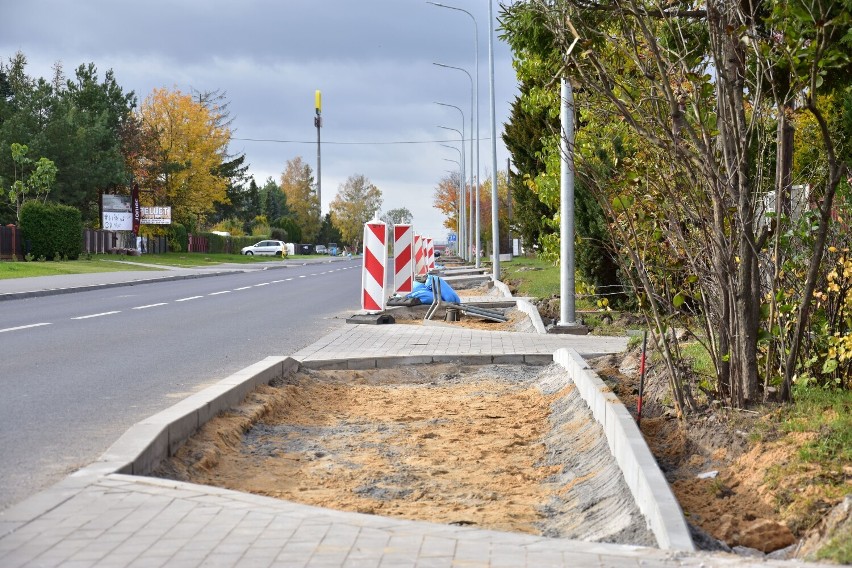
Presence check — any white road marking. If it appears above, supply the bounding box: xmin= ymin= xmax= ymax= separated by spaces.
xmin=175 ymin=296 xmax=203 ymax=302
xmin=209 ymin=291 xmax=230 ymax=296
xmin=254 ymin=283 xmax=270 ymax=287
xmin=132 ymin=303 xmax=168 ymax=310
xmin=72 ymin=311 xmax=121 ymax=320
xmin=285 ymin=278 xmax=294 ymax=281
xmin=0 ymin=323 xmax=52 ymax=333
xmin=271 ymin=280 xmax=284 ymax=283
xmin=299 ymin=275 xmax=307 ymax=278
xmin=234 ymin=286 xmax=252 ymax=291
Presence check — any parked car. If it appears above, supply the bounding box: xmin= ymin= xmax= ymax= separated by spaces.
xmin=241 ymin=240 xmax=286 ymax=256
xmin=328 ymin=242 xmax=338 ymax=256
xmin=315 ymin=244 xmax=328 ymax=255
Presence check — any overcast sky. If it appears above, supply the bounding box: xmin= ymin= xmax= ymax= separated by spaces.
xmin=2 ymin=0 xmax=518 ymax=243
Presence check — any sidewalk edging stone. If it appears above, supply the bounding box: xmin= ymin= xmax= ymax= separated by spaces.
xmin=554 ymin=348 xmax=695 ymax=552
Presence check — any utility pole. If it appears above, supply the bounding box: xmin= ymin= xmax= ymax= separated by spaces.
xmin=314 ymin=90 xmax=322 ymax=216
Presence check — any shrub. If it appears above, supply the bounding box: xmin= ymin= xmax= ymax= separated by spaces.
xmin=270 ymin=228 xmax=288 ymax=242
xmin=19 ymin=201 xmax=83 ymax=260
xmin=273 ymin=217 xmax=302 ymax=243
xmin=198 ymin=232 xmax=261 ymax=254
xmin=167 ymin=223 xmax=188 ymax=253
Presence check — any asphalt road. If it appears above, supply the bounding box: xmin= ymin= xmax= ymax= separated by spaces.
xmin=0 ymin=259 xmax=362 ymax=511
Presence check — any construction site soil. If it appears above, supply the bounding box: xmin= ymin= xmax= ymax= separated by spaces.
xmin=153 ymin=363 xmax=656 ymax=547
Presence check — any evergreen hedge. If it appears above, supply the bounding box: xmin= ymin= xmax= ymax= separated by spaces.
xmin=19 ymin=201 xmax=83 ymax=260
xmin=167 ymin=223 xmax=188 ymax=253
xmin=198 ymin=233 xmax=261 ymax=254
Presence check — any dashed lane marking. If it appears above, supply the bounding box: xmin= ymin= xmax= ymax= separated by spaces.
xmin=132 ymin=303 xmax=168 ymax=310
xmin=175 ymin=296 xmax=203 ymax=302
xmin=72 ymin=311 xmax=121 ymax=320
xmin=234 ymin=286 xmax=252 ymax=291
xmin=208 ymin=291 xmax=230 ymax=296
xmin=0 ymin=323 xmax=52 ymax=333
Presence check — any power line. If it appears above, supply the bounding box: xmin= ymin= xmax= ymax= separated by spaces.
xmin=230 ymin=136 xmax=491 ymax=146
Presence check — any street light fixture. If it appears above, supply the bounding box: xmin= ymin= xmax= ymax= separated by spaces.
xmin=427 ymin=1 xmax=480 ymax=267
xmin=433 ymin=62 xmax=475 ymax=261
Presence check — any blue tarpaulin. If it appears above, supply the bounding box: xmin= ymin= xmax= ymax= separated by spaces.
xmin=407 ymin=275 xmax=461 ymax=304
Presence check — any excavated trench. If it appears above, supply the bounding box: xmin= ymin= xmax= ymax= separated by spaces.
xmin=153 ymin=362 xmax=656 ymax=546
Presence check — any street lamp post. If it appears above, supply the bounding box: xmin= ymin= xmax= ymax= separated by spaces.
xmin=438 ymin=124 xmax=465 ymax=261
xmin=427 ymin=2 xmax=480 ymax=268
xmin=436 ymin=101 xmax=466 ymax=259
xmin=314 ymin=90 xmax=322 ymax=217
xmin=434 ymin=62 xmax=475 ymax=261
xmin=441 ymin=144 xmax=464 ymax=251
xmin=487 ymin=0 xmax=500 ymax=280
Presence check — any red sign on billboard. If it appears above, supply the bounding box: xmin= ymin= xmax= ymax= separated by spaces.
xmin=131 ymin=183 xmax=141 ymax=234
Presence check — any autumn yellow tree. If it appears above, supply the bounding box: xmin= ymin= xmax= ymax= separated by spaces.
xmin=280 ymin=156 xmax=320 ymax=242
xmin=329 ymin=174 xmax=382 ymax=252
xmin=432 ymin=171 xmax=461 ymax=233
xmin=138 ymin=87 xmax=230 ymax=227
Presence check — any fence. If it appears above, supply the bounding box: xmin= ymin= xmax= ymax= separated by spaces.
xmin=82 ymin=229 xmax=135 ymax=254
xmin=187 ymin=234 xmax=209 ymax=253
xmin=0 ymin=224 xmax=22 ymax=260
xmin=139 ymin=235 xmax=168 ymax=254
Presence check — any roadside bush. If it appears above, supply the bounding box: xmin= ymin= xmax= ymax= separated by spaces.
xmin=270 ymin=228 xmax=288 ymax=242
xmin=199 ymin=232 xmax=261 ymax=254
xmin=167 ymin=223 xmax=188 ymax=253
xmin=19 ymin=201 xmax=82 ymax=260
xmin=272 ymin=217 xmax=302 ymax=243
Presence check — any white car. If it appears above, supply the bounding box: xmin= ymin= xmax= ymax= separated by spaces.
xmin=241 ymin=240 xmax=286 ymax=256
xmin=315 ymin=244 xmax=328 ymax=255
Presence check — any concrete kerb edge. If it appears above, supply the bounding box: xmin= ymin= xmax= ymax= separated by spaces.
xmin=492 ymin=279 xmax=512 ymax=298
xmin=552 ymin=347 xmax=695 ymax=552
xmin=91 ymin=356 xmax=300 ymax=478
xmin=490 ymin=278 xmax=548 ymax=335
xmin=0 ymin=270 xmax=240 ymax=302
xmin=0 ymin=355 xmax=300 ymax=531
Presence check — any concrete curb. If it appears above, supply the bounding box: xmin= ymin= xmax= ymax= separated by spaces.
xmin=515 ymin=298 xmax=549 ymax=334
xmin=0 ymin=256 xmax=352 ymax=302
xmin=0 ymin=270 xmax=240 ymax=302
xmin=492 ymin=279 xmax=512 ymax=298
xmin=554 ymin=348 xmax=695 ymax=552
xmin=100 ymin=356 xmax=300 ymax=477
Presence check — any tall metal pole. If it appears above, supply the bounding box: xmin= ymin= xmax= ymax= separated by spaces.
xmin=487 ymin=0 xmax=500 ymax=279
xmin=441 ymin=145 xmax=464 ymax=251
xmin=314 ymin=90 xmax=322 ymax=216
xmin=436 ymin=103 xmax=466 ymax=258
xmin=559 ymin=78 xmax=576 ymax=325
xmin=427 ymin=2 xmax=481 ymax=266
xmin=438 ymin=125 xmax=465 ymax=259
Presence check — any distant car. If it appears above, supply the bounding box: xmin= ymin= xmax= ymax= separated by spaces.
xmin=315 ymin=244 xmax=328 ymax=255
xmin=241 ymin=240 xmax=286 ymax=256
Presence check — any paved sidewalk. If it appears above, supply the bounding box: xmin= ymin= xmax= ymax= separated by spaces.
xmin=0 ymin=267 xmax=825 ymax=567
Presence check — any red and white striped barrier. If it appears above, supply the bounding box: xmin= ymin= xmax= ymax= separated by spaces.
xmin=362 ymin=220 xmax=388 ymax=312
xmin=414 ymin=234 xmax=427 ymax=276
xmin=425 ymin=237 xmax=435 ymax=271
xmin=393 ymin=224 xmax=414 ymax=295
